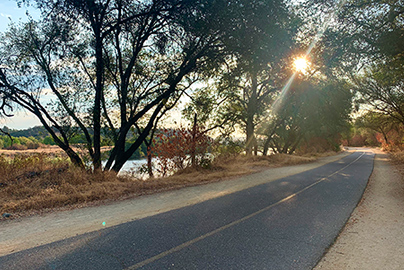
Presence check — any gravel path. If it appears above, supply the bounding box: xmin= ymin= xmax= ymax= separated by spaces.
xmin=315 ymin=148 xmax=404 ymax=269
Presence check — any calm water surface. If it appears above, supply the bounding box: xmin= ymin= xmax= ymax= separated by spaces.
xmin=102 ymin=159 xmax=147 ymax=175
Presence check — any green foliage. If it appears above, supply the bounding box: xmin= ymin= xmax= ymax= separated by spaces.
xmin=355 ymin=62 xmax=404 ymax=126
xmin=354 ymin=111 xmax=404 ymax=149
xmin=262 ymin=78 xmax=352 ymax=154
xmin=182 ymin=87 xmax=240 ymax=137
xmin=316 ymin=1 xmax=404 ymax=150
xmin=183 ymin=88 xmax=218 ymax=125
xmin=5 ymin=126 xmax=49 ymax=138
xmin=42 ymin=136 xmax=55 ymax=145
xmin=0 ymin=136 xmax=12 ymax=149
xmin=181 ymin=0 xmax=300 ymax=144
xmin=0 ymin=126 xmax=114 ymax=148
xmin=197 ymin=0 xmax=300 ymax=154
xmin=0 ymin=135 xmax=42 ymax=149
xmin=18 ymin=136 xmax=41 ymax=149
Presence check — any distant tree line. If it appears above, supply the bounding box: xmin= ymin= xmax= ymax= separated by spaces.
xmin=0 ymin=135 xmax=41 ymax=150
xmin=0 ymin=125 xmax=153 ymax=160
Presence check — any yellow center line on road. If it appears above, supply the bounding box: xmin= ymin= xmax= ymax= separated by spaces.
xmin=125 ymin=152 xmax=367 ymax=270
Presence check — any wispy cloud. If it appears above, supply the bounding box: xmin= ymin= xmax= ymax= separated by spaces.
xmin=0 ymin=13 xmax=12 ymax=19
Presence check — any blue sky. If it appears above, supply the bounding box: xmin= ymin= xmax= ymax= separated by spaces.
xmin=0 ymin=0 xmax=41 ymax=32
xmin=0 ymin=0 xmax=41 ymax=129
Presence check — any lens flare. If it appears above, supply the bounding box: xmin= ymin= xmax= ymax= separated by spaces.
xmin=272 ymin=0 xmax=349 ymax=115
xmin=293 ymin=57 xmax=309 ymax=73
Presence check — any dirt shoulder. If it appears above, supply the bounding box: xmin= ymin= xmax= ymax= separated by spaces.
xmin=315 ymin=148 xmax=404 ymax=269
xmin=0 ymin=152 xmax=350 ymax=257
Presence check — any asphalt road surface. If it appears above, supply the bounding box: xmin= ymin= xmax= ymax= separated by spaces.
xmin=0 ymin=150 xmax=374 ymax=270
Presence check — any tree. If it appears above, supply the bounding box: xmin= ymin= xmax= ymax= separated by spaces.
xmin=182 ymin=85 xmax=241 ymax=139
xmin=332 ymin=1 xmax=404 ymax=149
xmin=355 ymin=111 xmax=401 ymax=147
xmin=0 ymin=0 xmax=227 ymax=172
xmin=260 ymin=78 xmax=352 ymax=154
xmin=354 ymin=62 xmax=404 ymax=126
xmin=341 ymin=1 xmax=404 ymax=57
xmin=211 ymin=0 xmax=298 ymax=155
xmin=308 ymin=0 xmax=404 ymax=77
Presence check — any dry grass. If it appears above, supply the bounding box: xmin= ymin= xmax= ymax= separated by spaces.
xmin=0 ymin=145 xmax=112 ymax=159
xmin=387 ymin=150 xmax=404 ymax=195
xmin=167 ymin=154 xmax=315 ymax=186
xmin=300 ymin=151 xmax=345 ymax=158
xmin=389 ymin=150 xmax=404 ymax=164
xmin=0 ymin=153 xmax=316 ymax=218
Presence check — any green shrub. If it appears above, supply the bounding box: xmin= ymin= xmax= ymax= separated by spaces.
xmin=43 ymin=136 xmax=55 ymax=145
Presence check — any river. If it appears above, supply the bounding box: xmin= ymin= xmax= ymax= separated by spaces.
xmin=102 ymin=159 xmax=147 ymax=176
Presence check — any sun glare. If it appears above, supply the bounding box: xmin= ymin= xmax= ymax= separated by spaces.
xmin=293 ymin=57 xmax=309 ymax=73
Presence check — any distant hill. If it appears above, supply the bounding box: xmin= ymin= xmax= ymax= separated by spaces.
xmin=0 ymin=125 xmax=146 ymax=158
xmin=2 ymin=126 xmax=50 ymax=139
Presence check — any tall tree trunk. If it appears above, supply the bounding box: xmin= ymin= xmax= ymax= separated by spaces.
xmin=65 ymin=147 xmax=86 ymax=169
xmin=263 ymin=137 xmax=271 ymax=156
xmin=253 ymin=137 xmax=258 ymax=156
xmin=246 ymin=115 xmax=255 ymax=155
xmin=245 ymin=73 xmax=258 ymax=155
xmin=191 ymin=113 xmax=197 ymax=166
xmin=147 ymin=145 xmax=153 ymax=178
xmin=111 ymin=102 xmax=165 ymax=172
xmin=380 ymin=129 xmax=389 ymax=145
xmin=93 ymin=31 xmax=103 ymax=171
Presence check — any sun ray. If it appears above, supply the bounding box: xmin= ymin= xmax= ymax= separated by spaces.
xmin=271 ymin=0 xmax=349 ymax=115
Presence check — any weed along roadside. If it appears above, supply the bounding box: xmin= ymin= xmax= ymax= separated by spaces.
xmin=0 ymin=150 xmax=339 ymax=220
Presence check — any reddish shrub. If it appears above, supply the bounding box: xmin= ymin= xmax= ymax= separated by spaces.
xmin=152 ymin=126 xmax=211 ymax=176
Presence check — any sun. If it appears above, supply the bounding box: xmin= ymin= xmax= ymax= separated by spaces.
xmin=293 ymin=57 xmax=309 ymax=73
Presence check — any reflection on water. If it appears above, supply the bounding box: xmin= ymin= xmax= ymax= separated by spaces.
xmin=102 ymin=159 xmax=147 ymax=176
xmin=120 ymin=159 xmax=147 ymax=172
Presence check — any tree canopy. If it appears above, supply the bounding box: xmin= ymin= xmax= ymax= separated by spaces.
xmin=0 ymin=0 xmax=231 ymax=171
xmin=3 ymin=0 xmax=402 ymax=173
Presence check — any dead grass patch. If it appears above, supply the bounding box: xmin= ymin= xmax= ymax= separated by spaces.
xmin=1 ymin=153 xmax=316 ymax=218
xmin=300 ymin=151 xmax=344 ymax=158
xmin=389 ymin=150 xmax=404 ymax=164
xmin=0 ymin=145 xmax=112 ymax=159
xmin=166 ymin=154 xmax=315 ymax=187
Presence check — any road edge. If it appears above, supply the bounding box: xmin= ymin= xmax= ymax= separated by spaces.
xmin=313 ymin=148 xmax=380 ymax=269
